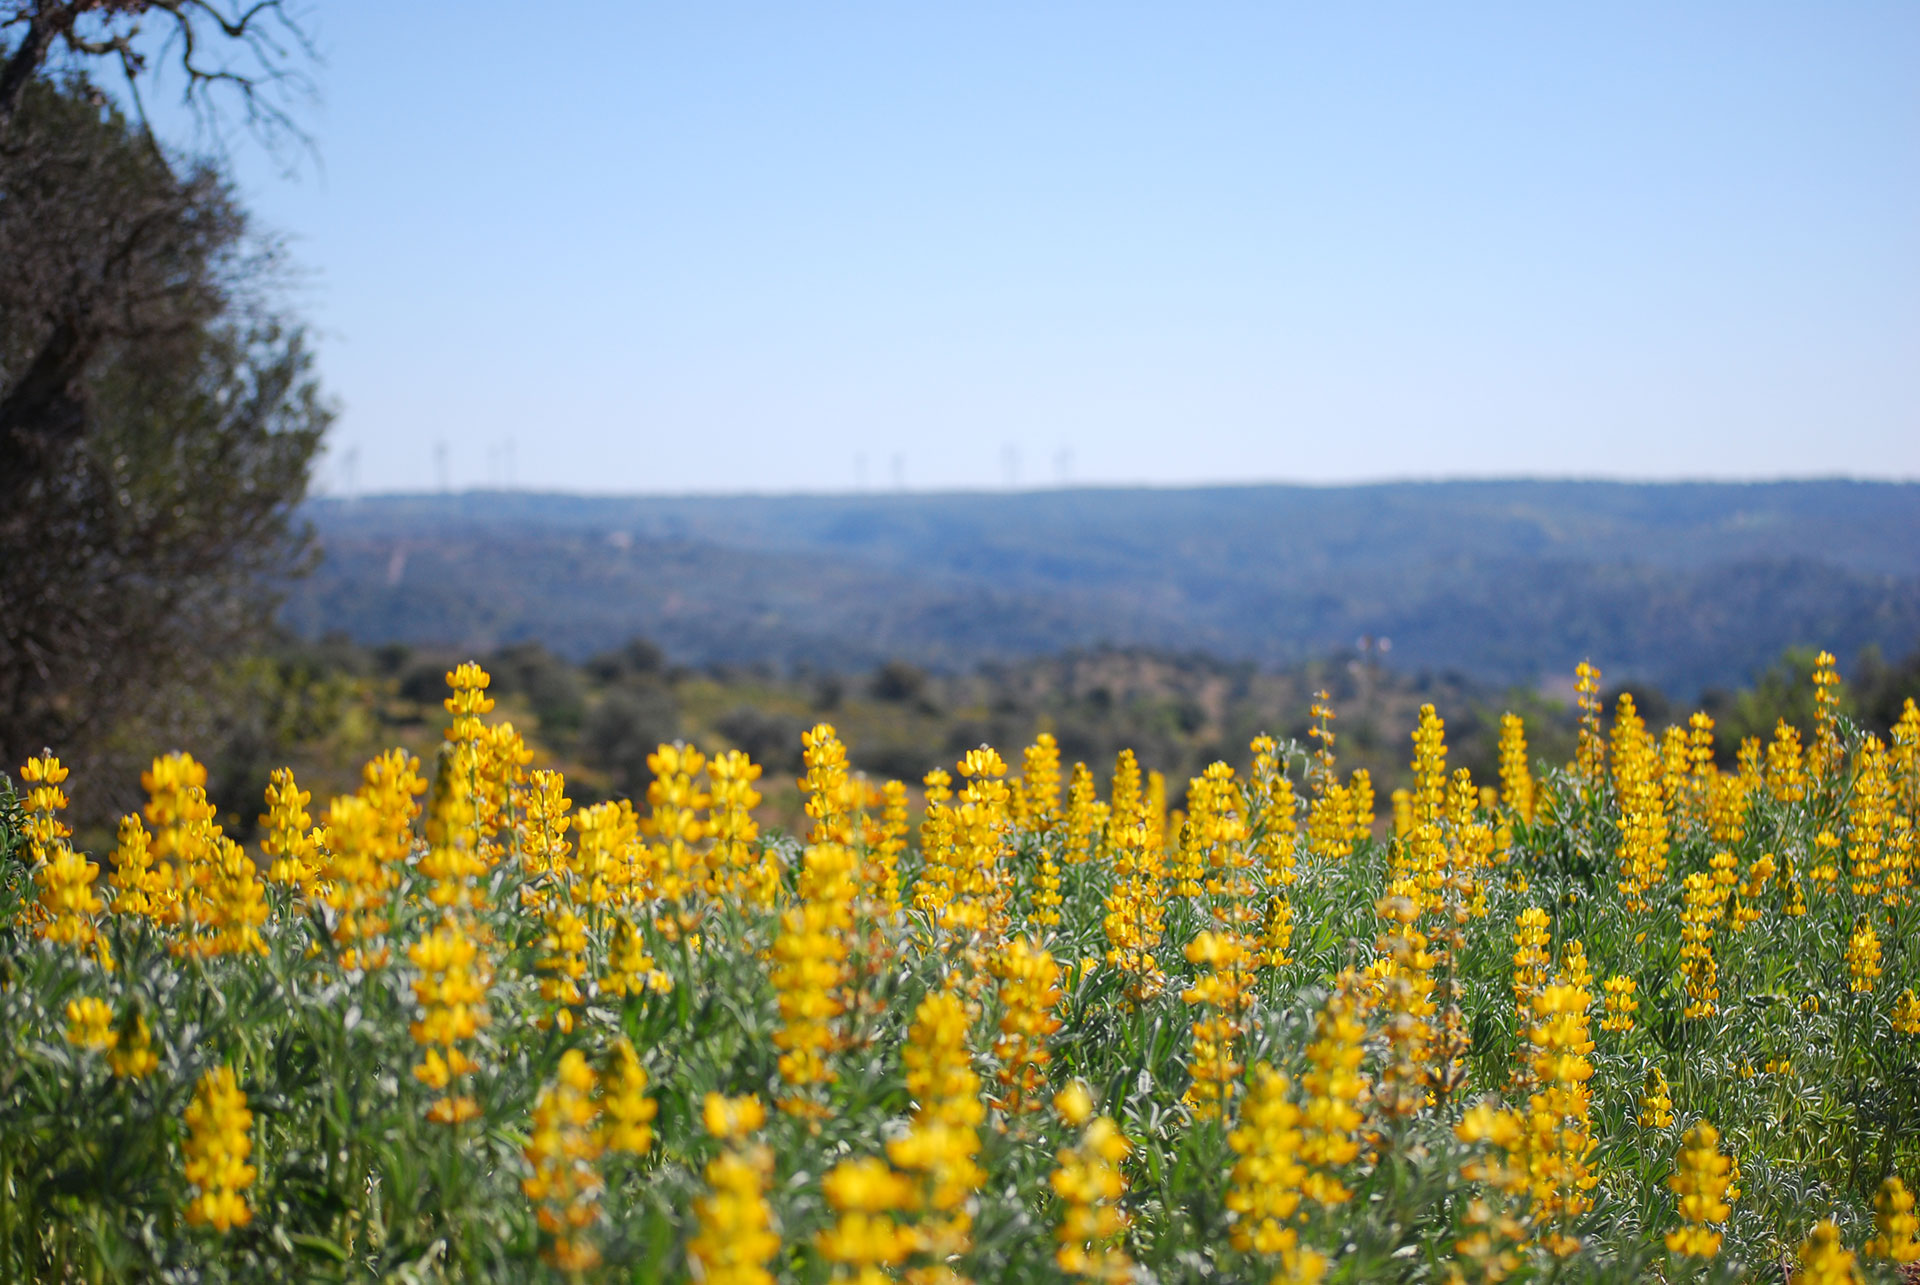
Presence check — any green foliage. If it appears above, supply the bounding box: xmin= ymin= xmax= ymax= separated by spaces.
xmin=0 ymin=772 xmax=21 ymax=875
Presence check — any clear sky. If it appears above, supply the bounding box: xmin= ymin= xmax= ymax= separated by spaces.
xmin=155 ymin=2 xmax=1920 ymax=494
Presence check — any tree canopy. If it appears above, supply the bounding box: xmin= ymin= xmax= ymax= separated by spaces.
xmin=0 ymin=60 xmax=329 ymax=805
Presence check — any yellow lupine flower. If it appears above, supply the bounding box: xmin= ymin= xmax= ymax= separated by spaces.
xmin=1793 ymin=1219 xmax=1861 ymax=1284
xmin=1226 ymin=1064 xmax=1309 ymax=1257
xmin=1665 ymin=1121 xmax=1733 ymax=1258
xmin=602 ymin=914 xmax=671 ymax=998
xmin=1511 ymin=907 xmax=1552 ymax=1018
xmin=1639 ymin=1068 xmax=1674 ymax=1129
xmin=802 ymin=722 xmax=859 ymax=847
xmin=1498 ymin=712 xmax=1534 ymax=823
xmin=1063 ymin=761 xmax=1102 ymax=865
xmin=22 ymin=754 xmax=107 ymax=959
xmin=888 ymin=987 xmax=985 ymax=1263
xmin=1573 ymin=661 xmax=1606 ymax=788
xmin=1600 ymin=974 xmax=1637 ymax=1032
xmin=990 ymin=936 xmax=1063 ymax=1117
xmin=1808 ymin=650 xmax=1842 ymax=783
xmin=707 ymin=749 xmax=769 ymax=900
xmin=1051 ymin=1090 xmax=1134 ymax=1281
xmin=1021 ymin=731 xmax=1062 ymax=834
xmin=107 ymin=1011 xmax=160 ymax=1079
xmin=595 ymin=1038 xmax=658 ymax=1156
xmin=1182 ymin=929 xmax=1252 ymax=1120
xmin=1865 ymin=1176 xmax=1919 ymax=1263
xmin=258 ymin=766 xmax=318 ymax=888
xmin=63 ymin=996 xmax=115 ymax=1051
xmin=442 ymin=660 xmax=494 ymax=744
xmin=1846 ymin=916 xmax=1881 ymax=992
xmin=1892 ymin=989 xmax=1920 ymax=1036
xmin=181 ymin=1066 xmax=255 ymax=1233
xmin=1297 ymin=974 xmax=1366 ymax=1205
xmin=522 ymin=1049 xmax=605 ymax=1270
xmin=689 ymin=1094 xmax=778 ymax=1285
xmin=770 ymin=842 xmax=856 ymax=1115
xmin=408 ymin=917 xmax=491 ymax=1124
xmin=818 ymin=1156 xmax=916 ymax=1281
xmin=643 ymin=741 xmax=709 ymax=900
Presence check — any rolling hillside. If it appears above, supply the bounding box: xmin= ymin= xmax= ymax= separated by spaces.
xmin=283 ymin=480 xmax=1920 ymax=697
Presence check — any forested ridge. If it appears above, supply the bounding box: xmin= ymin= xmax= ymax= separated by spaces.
xmin=289 ymin=480 xmax=1920 ymax=697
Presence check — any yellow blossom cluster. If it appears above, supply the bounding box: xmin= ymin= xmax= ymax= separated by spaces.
xmin=1049 ymin=1083 xmax=1134 ymax=1282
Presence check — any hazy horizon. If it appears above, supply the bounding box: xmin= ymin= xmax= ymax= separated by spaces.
xmin=312 ymin=473 xmax=1920 ymax=503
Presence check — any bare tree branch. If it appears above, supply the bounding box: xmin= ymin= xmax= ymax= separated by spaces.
xmin=0 ymin=0 xmax=318 ymax=159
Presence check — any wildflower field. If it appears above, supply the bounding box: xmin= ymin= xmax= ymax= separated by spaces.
xmin=4 ymin=655 xmax=1919 ymax=1284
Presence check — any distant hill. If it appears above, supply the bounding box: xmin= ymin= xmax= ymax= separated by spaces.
xmin=284 ymin=480 xmax=1920 ymax=697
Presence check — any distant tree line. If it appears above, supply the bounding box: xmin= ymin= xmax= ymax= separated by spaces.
xmin=109 ymin=628 xmax=1920 ymax=850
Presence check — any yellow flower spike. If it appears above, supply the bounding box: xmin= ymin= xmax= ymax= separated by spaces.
xmin=523 ymin=1049 xmax=606 ymax=1270
xmin=642 ymin=741 xmax=710 ymax=900
xmin=535 ymin=905 xmax=588 ymax=1030
xmin=442 ymin=661 xmax=494 ymax=745
xmin=1226 ymin=1063 xmax=1308 ymax=1256
xmin=107 ymin=1010 xmax=159 ymax=1079
xmin=1846 ymin=917 xmax=1881 ymax=992
xmin=1600 ymin=974 xmax=1637 ymax=1032
xmin=603 ymin=914 xmax=671 ymax=998
xmin=1021 ymin=732 xmax=1063 ymax=834
xmin=1051 ymin=1094 xmax=1135 ymax=1281
xmin=1031 ymin=830 xmax=1064 ymax=928
xmin=1511 ymin=907 xmax=1552 ymax=1018
xmin=1063 ymin=761 xmax=1103 ymax=865
xmin=1611 ymin=694 xmax=1671 ymax=913
xmin=771 ymin=842 xmax=856 ymax=1116
xmin=408 ymin=917 xmax=491 ymax=1123
xmin=1793 ymin=1219 xmax=1861 ymax=1284
xmin=1182 ymin=929 xmax=1252 ymax=1120
xmin=595 ymin=1038 xmax=658 ymax=1156
xmin=886 ymin=986 xmax=986 ymax=1265
xmin=21 ymin=752 xmax=107 ymax=956
xmin=1677 ymin=869 xmax=1723 ymax=1018
xmin=1639 ymin=1068 xmax=1675 ymax=1130
xmin=1297 ymin=975 xmax=1366 ymax=1205
xmin=1306 ymin=691 xmax=1338 ymax=794
xmin=990 ymin=936 xmax=1063 ymax=1117
xmin=258 ymin=767 xmax=317 ymax=889
xmin=689 ymin=1131 xmax=778 ymax=1285
xmin=705 ymin=748 xmax=768 ymax=900
xmin=1247 ymin=734 xmax=1301 ymax=885
xmin=181 ymin=1066 xmax=255 ymax=1233
xmin=818 ymin=1156 xmax=916 ymax=1279
xmin=1665 ymin=1121 xmax=1733 ymax=1258
xmin=1865 ymin=1176 xmax=1919 ymax=1263
xmin=1498 ymin=712 xmax=1535 ymax=823
xmin=64 ymin=996 xmax=116 ymax=1051
xmin=1892 ymin=989 xmax=1920 ymax=1036
xmin=516 ymin=767 xmax=572 ymax=897
xmin=802 ymin=723 xmax=859 ymax=847
xmin=1572 ymin=661 xmax=1606 ymax=787
xmin=1808 ymin=651 xmax=1843 ymax=783
xmin=1101 ymin=748 xmax=1168 ymax=999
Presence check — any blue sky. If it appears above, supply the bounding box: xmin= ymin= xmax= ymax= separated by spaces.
xmin=147 ymin=2 xmax=1919 ymax=494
